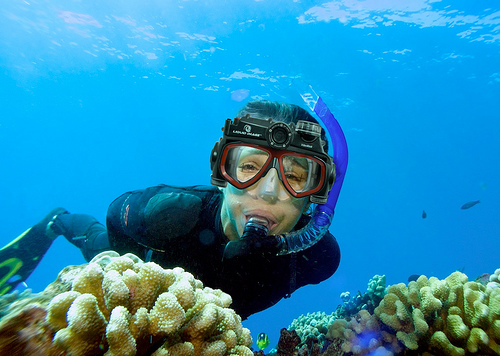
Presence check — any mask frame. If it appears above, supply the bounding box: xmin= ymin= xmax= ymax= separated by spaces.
xmin=210 ymin=114 xmax=335 ymax=204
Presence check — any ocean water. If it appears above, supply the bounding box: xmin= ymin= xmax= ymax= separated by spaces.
xmin=1 ymin=0 xmax=499 ymax=351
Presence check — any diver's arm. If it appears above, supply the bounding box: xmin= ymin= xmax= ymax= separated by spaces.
xmin=105 ymin=186 xmax=204 ymax=258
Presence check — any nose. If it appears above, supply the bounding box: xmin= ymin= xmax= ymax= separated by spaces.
xmin=257 ymin=168 xmax=286 ymax=203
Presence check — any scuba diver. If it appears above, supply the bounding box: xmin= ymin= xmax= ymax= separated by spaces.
xmin=0 ymin=98 xmax=348 ymax=319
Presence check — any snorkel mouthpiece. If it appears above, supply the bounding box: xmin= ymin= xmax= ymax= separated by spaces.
xmin=223 ymin=217 xmax=277 ymax=260
xmin=242 ymin=217 xmax=269 ymax=239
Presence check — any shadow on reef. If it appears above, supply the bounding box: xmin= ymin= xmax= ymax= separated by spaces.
xmin=256 ymin=269 xmax=500 ymax=356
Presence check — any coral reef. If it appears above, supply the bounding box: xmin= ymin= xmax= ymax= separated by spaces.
xmin=253 ymin=329 xmax=303 ymax=356
xmin=325 ymin=308 xmax=402 ymax=355
xmin=325 ymin=268 xmax=500 ymax=355
xmin=0 ymin=303 xmax=65 ymax=355
xmin=0 ymin=251 xmax=253 ymax=356
xmin=287 ymin=311 xmax=335 ymax=348
xmin=288 ymin=274 xmax=387 ymax=350
xmin=266 ymin=268 xmax=500 ymax=356
xmin=371 ymin=268 xmax=500 ymax=355
xmin=336 ymin=274 xmax=386 ymax=318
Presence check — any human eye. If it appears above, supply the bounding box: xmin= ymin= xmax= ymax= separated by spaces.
xmin=284 ymin=172 xmax=306 ymax=182
xmin=239 ymin=161 xmax=260 ymax=173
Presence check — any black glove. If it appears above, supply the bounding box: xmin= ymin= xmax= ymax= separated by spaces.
xmin=223 ymin=236 xmax=281 ymax=261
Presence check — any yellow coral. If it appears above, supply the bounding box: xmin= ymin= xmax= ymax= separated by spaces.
xmin=149 ymin=292 xmax=185 ymax=335
xmin=0 ymin=250 xmax=252 ymax=355
xmin=45 ymin=291 xmax=81 ymax=331
xmin=24 ymin=250 xmax=253 ymax=356
xmin=106 ymin=306 xmax=136 ymax=356
xmin=131 ymin=262 xmax=167 ymax=313
xmin=371 ymin=268 xmax=500 ymax=355
xmin=103 ymin=269 xmax=130 ymax=311
xmin=53 ymin=293 xmax=108 ymax=355
xmin=170 ymin=278 xmax=197 ymax=311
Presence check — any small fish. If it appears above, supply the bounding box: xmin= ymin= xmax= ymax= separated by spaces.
xmin=6 ymin=274 xmax=22 ymax=284
xmin=408 ymin=274 xmax=421 ymax=282
xmin=474 ymin=273 xmax=490 ymax=286
xmin=256 ymin=332 xmax=270 ymax=350
xmin=422 ymin=210 xmax=427 ymax=219
xmin=461 ymin=200 xmax=480 ymax=210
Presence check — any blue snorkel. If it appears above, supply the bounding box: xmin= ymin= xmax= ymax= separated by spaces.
xmin=221 ymin=84 xmax=348 ymax=259
xmin=274 ymin=84 xmax=348 ymax=254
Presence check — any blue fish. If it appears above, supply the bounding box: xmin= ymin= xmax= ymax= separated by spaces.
xmin=461 ymin=200 xmax=480 ymax=210
xmin=422 ymin=210 xmax=427 ymax=219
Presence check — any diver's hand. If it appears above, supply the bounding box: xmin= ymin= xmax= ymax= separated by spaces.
xmin=223 ymin=236 xmax=280 ymax=260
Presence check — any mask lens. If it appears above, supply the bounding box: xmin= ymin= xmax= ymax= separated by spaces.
xmin=282 ymin=155 xmax=323 ymax=194
xmin=223 ymin=146 xmax=270 ymax=185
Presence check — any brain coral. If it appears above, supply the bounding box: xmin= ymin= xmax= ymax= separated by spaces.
xmin=0 ymin=251 xmax=253 ymax=356
xmin=325 ymin=268 xmax=500 ymax=355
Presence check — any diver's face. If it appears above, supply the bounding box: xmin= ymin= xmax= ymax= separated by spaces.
xmin=220 ymin=168 xmax=309 ymax=241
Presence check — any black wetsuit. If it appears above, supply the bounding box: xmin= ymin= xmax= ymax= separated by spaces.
xmin=24 ymin=185 xmax=341 ymax=319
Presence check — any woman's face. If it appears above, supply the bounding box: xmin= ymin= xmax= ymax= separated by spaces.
xmin=220 ymin=168 xmax=309 ymax=241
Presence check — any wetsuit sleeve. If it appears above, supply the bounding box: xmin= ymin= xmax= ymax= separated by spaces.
xmin=105 ymin=186 xmax=204 ymax=257
xmin=52 ymin=213 xmax=110 ymax=261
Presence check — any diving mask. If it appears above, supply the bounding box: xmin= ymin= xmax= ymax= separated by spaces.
xmin=210 ymin=115 xmax=335 ymax=204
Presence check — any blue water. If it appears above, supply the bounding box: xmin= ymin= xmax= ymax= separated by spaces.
xmin=1 ymin=0 xmax=499 ymax=351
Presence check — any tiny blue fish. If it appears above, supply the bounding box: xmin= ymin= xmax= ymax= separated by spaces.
xmin=461 ymin=200 xmax=480 ymax=210
xmin=256 ymin=332 xmax=270 ymax=350
xmin=422 ymin=210 xmax=427 ymax=219
xmin=6 ymin=274 xmax=22 ymax=284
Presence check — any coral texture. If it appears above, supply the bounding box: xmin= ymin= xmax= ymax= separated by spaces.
xmin=374 ymin=269 xmax=500 ymax=355
xmin=325 ymin=268 xmax=500 ymax=355
xmin=278 ymin=269 xmax=500 ymax=356
xmin=0 ymin=251 xmax=253 ymax=356
xmin=288 ymin=311 xmax=334 ymax=347
xmin=288 ymin=274 xmax=387 ymax=350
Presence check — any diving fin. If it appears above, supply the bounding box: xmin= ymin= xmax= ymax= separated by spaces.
xmin=0 ymin=207 xmax=68 ymax=295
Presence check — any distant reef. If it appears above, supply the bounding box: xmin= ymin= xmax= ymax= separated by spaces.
xmin=263 ymin=268 xmax=500 ymax=356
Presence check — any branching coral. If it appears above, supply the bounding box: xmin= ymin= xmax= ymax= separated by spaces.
xmin=0 ymin=251 xmax=253 ymax=356
xmin=280 ymin=269 xmax=500 ymax=356
xmin=372 ymin=269 xmax=500 ymax=355
xmin=323 ymin=268 xmax=500 ymax=355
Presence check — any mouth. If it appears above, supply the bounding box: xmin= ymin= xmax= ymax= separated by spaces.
xmin=244 ymin=211 xmax=278 ymax=232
